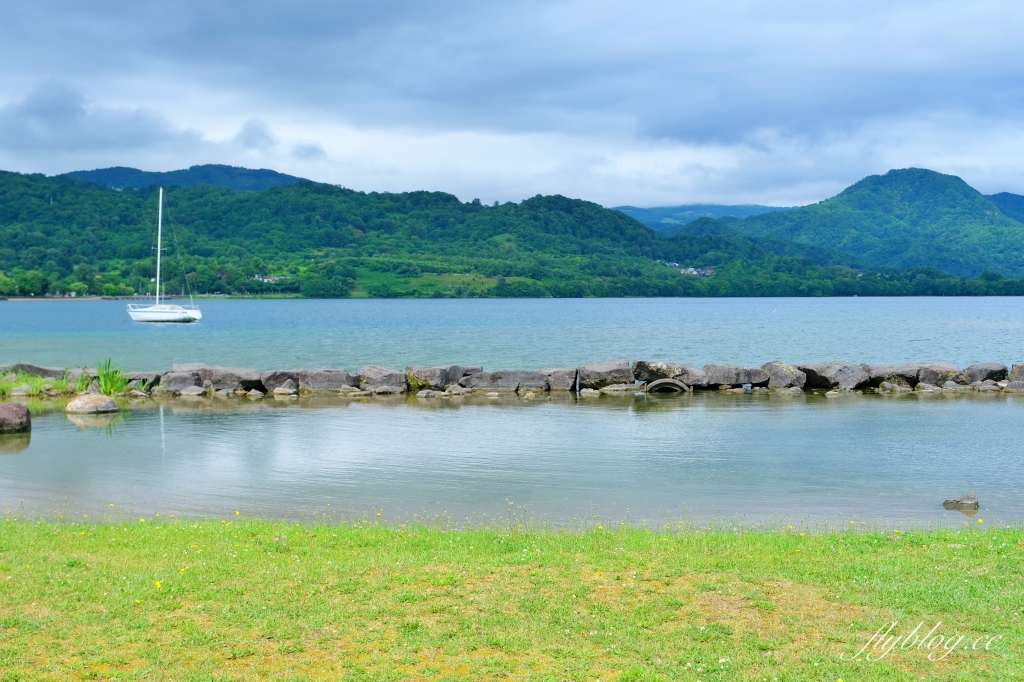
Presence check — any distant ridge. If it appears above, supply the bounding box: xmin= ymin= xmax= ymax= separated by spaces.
xmin=614 ymin=203 xmax=793 ymax=230
xmin=63 ymin=164 xmax=309 ymax=191
xmin=988 ymin=192 xmax=1024 ymax=224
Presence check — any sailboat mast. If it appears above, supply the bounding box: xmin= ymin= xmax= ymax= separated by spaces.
xmin=155 ymin=188 xmax=163 ymax=305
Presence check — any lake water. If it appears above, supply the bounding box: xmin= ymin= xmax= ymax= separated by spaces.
xmin=2 ymin=297 xmax=1023 ymax=370
xmin=1 ymin=297 xmax=1022 ymax=527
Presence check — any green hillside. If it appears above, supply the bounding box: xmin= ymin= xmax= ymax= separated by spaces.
xmin=988 ymin=192 xmax=1024 ymax=223
xmin=615 ymin=203 xmax=791 ymax=230
xmin=0 ymin=169 xmax=1022 ymax=298
xmin=64 ymin=164 xmax=306 ymax=191
xmin=732 ymin=168 xmax=1024 ymax=277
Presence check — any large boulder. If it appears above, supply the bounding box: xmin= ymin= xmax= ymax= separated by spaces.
xmin=538 ymin=367 xmax=577 ymax=391
xmin=760 ymin=361 xmax=806 ymax=389
xmin=198 ymin=366 xmax=263 ymax=391
xmin=632 ymin=360 xmax=685 ymax=383
xmin=0 ymin=403 xmax=31 ymax=433
xmin=942 ymin=491 xmax=979 ymax=511
xmin=299 ymin=369 xmax=359 ymax=393
xmin=159 ymin=371 xmax=200 ymax=392
xmin=1008 ymin=364 xmax=1024 ymax=383
xmin=915 ymin=362 xmax=961 ymax=386
xmin=357 ymin=365 xmax=406 ymax=392
xmin=956 ymin=363 xmax=1008 ymax=384
xmin=797 ymin=361 xmax=870 ymax=390
xmin=674 ymin=365 xmax=709 ymax=388
xmin=65 ymin=394 xmax=119 ymax=414
xmin=406 ymin=365 xmax=462 ymax=391
xmin=127 ymin=371 xmax=162 ymax=391
xmin=861 ymin=363 xmax=921 ymax=387
xmin=260 ymin=370 xmax=303 ymax=392
xmin=5 ymin=363 xmax=65 ymax=379
xmin=461 ymin=371 xmax=549 ymax=393
xmin=702 ymin=364 xmax=769 ymax=388
xmin=578 ymin=359 xmax=633 ymax=390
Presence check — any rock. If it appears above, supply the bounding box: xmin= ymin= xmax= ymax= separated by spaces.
xmin=579 ymin=388 xmax=601 ymax=397
xmin=10 ymin=384 xmax=31 ymax=397
xmin=299 ymin=369 xmax=359 ymax=393
xmin=5 ymin=363 xmax=65 ymax=379
xmin=172 ymin=364 xmax=263 ymax=391
xmin=357 ymin=365 xmax=406 ymax=392
xmin=1009 ymin=364 xmax=1024 ymax=383
xmin=416 ymin=389 xmax=441 ymax=398
xmin=879 ymin=381 xmax=912 ymax=393
xmin=65 ymin=394 xmax=119 ymax=414
xmin=825 ymin=390 xmax=841 ymax=398
xmin=260 ymin=370 xmax=302 ymax=392
xmin=127 ymin=371 xmax=162 ymax=390
xmin=447 ymin=385 xmax=471 ymax=396
xmin=774 ymin=386 xmax=804 ymax=396
xmin=486 ymin=392 xmax=500 ymax=398
xmin=246 ymin=389 xmax=265 ymax=400
xmin=673 ymin=365 xmax=709 ymax=388
xmin=538 ymin=367 xmax=577 ymax=391
xmin=180 ymin=386 xmax=207 ymax=396
xmin=798 ymin=361 xmax=870 ymax=390
xmin=371 ymin=385 xmax=403 ymax=395
xmin=273 ymin=379 xmax=298 ymax=396
xmin=159 ymin=371 xmax=201 ymax=393
xmin=760 ymin=361 xmax=806 ymax=388
xmin=973 ymin=384 xmax=1000 ymax=392
xmin=578 ymin=359 xmax=633 ymax=390
xmin=942 ymin=491 xmax=979 ymax=511
xmin=85 ymin=380 xmax=101 ymax=394
xmin=213 ymin=389 xmax=234 ymax=398
xmin=914 ymin=383 xmax=940 ymax=392
xmin=128 ymin=390 xmax=149 ymax=399
xmin=0 ymin=403 xmax=31 ymax=433
xmin=461 ymin=366 xmax=483 ymax=377
xmin=702 ymin=363 xmax=770 ymax=388
xmin=942 ymin=381 xmax=966 ymax=391
xmin=1003 ymin=380 xmax=1024 ymax=393
xmin=406 ymin=365 xmax=463 ymax=391
xmin=956 ymin=362 xmax=1008 ymax=384
xmin=460 ymin=371 xmax=549 ymax=393
xmin=914 ymin=362 xmax=961 ymax=386
xmin=861 ymin=363 xmax=920 ymax=387
xmin=599 ymin=383 xmax=635 ymax=393
xmin=632 ymin=360 xmax=686 ymax=383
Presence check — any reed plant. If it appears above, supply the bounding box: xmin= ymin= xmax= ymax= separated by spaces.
xmin=0 ymin=517 xmax=1018 ymax=680
xmin=94 ymin=357 xmax=129 ymax=396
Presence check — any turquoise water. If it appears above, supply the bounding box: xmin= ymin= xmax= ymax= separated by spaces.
xmin=2 ymin=297 xmax=1023 ymax=371
xmin=2 ymin=297 xmax=1022 ymax=525
xmin=1 ymin=391 xmax=1019 ymax=525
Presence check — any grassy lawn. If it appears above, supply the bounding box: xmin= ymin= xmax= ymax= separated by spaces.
xmin=0 ymin=517 xmax=1019 ymax=680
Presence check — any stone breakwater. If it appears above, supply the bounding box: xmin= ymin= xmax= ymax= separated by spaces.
xmin=4 ymin=359 xmax=1024 ymax=403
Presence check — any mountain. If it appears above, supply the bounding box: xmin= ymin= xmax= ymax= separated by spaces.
xmin=988 ymin=192 xmax=1024 ymax=223
xmin=614 ymin=203 xmax=793 ymax=230
xmin=1 ymin=168 xmax=1022 ymax=299
xmin=731 ymin=168 xmax=1024 ymax=278
xmin=63 ymin=164 xmax=308 ymax=191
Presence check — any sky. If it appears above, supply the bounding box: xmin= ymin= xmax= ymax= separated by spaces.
xmin=1 ymin=0 xmax=1023 ymax=207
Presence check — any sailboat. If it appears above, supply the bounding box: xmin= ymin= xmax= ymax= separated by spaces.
xmin=127 ymin=188 xmax=202 ymax=322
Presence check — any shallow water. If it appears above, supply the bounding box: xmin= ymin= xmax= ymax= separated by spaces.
xmin=1 ymin=391 xmax=1019 ymax=526
xmin=2 ymin=297 xmax=1023 ymax=371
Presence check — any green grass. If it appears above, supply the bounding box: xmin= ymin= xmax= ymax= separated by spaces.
xmin=0 ymin=517 xmax=1019 ymax=680
xmin=0 ymin=373 xmax=75 ymax=398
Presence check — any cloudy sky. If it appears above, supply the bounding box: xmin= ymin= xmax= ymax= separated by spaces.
xmin=1 ymin=0 xmax=1022 ymax=206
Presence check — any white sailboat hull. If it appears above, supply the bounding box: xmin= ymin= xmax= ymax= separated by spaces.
xmin=127 ymin=304 xmax=202 ymax=323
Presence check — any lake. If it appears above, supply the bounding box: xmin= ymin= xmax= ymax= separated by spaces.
xmin=1 ymin=297 xmax=1022 ymax=527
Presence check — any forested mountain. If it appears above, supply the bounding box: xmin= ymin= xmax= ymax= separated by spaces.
xmin=615 ymin=203 xmax=791 ymax=230
xmin=64 ymin=164 xmax=306 ymax=191
xmin=1 ymin=168 xmax=1023 ymax=299
xmin=988 ymin=192 xmax=1024 ymax=224
xmin=731 ymin=168 xmax=1024 ymax=278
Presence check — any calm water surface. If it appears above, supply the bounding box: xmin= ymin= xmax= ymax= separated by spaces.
xmin=2 ymin=297 xmax=1023 ymax=370
xmin=1 ymin=392 xmax=1020 ymax=526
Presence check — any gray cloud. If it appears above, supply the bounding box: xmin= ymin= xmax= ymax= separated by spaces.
xmin=0 ymin=81 xmax=201 ymax=153
xmin=1 ymin=1 xmax=1023 ymax=202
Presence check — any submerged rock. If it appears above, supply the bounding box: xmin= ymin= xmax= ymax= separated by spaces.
xmin=273 ymin=379 xmax=298 ymax=396
xmin=10 ymin=384 xmax=31 ymax=397
xmin=760 ymin=361 xmax=806 ymax=389
xmin=0 ymin=403 xmax=31 ymax=433
xmin=180 ymin=386 xmax=207 ymax=396
xmin=942 ymin=491 xmax=979 ymax=510
xmin=578 ymin=359 xmax=633 ymax=390
xmin=65 ymin=394 xmax=119 ymax=414
xmin=579 ymin=388 xmax=601 ymax=397
xmin=246 ymin=389 xmax=265 ymax=400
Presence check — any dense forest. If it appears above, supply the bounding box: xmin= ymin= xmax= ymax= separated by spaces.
xmin=2 ymin=168 xmax=1024 ymax=298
